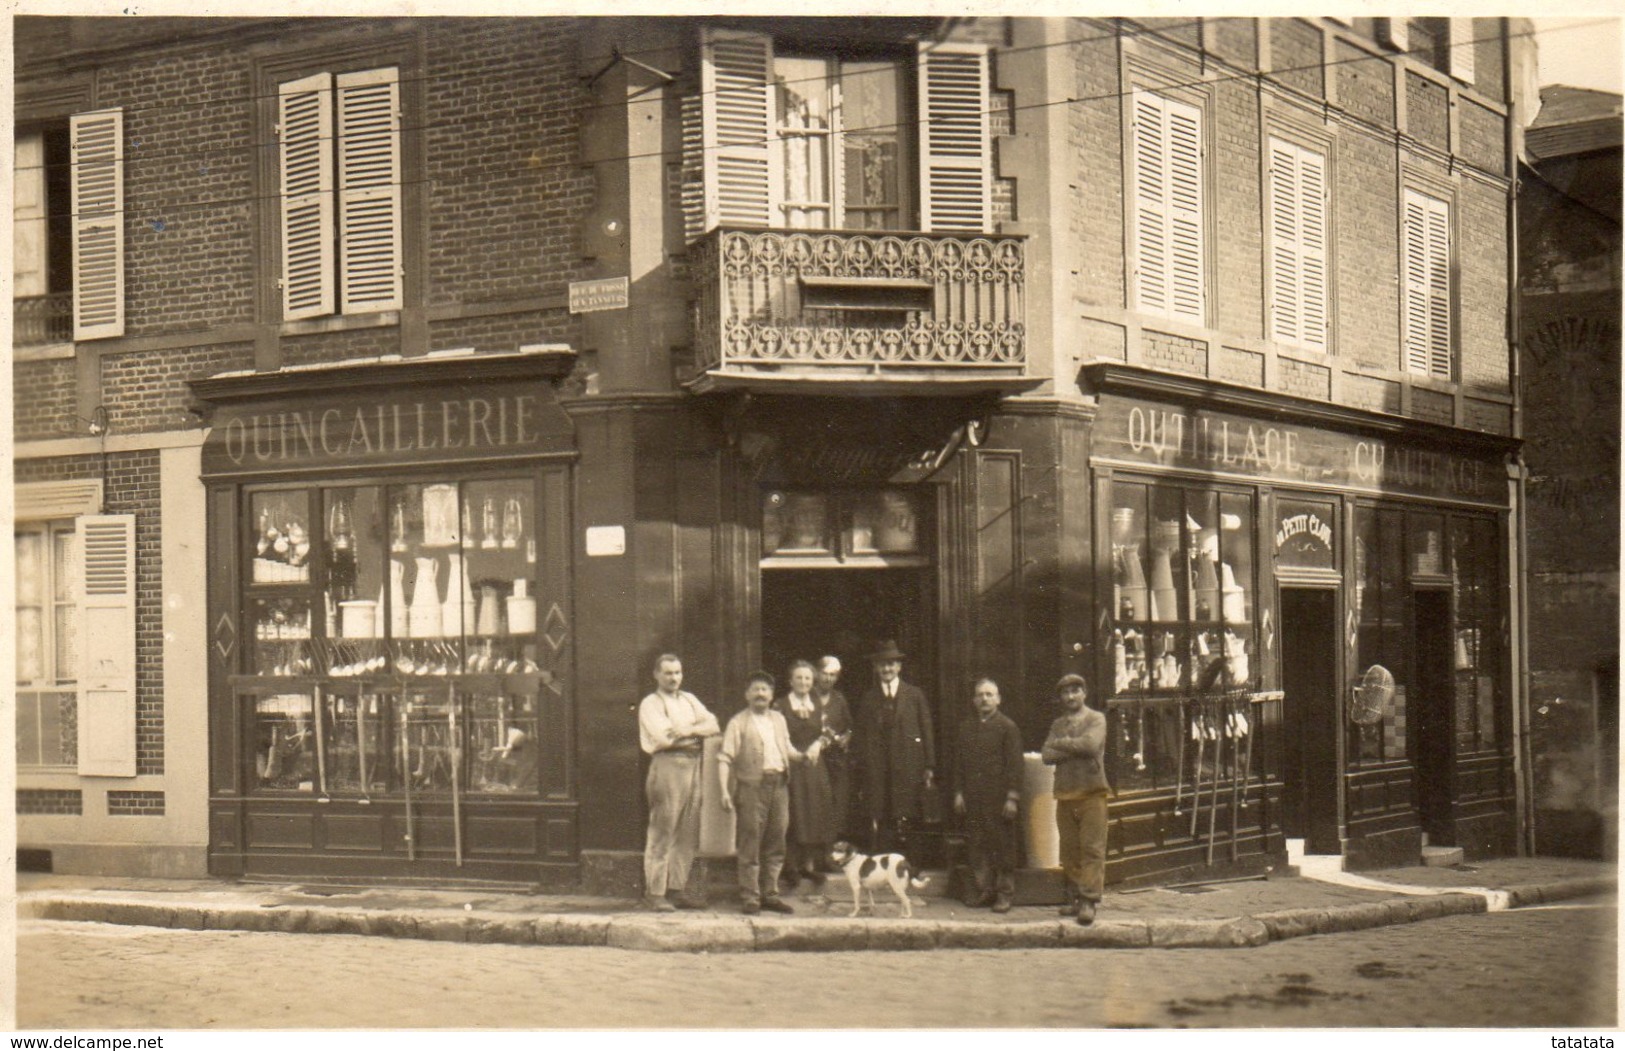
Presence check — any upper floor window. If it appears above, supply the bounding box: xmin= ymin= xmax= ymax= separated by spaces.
xmin=1402 ymin=187 xmax=1452 ymax=379
xmin=14 ymin=110 xmax=125 ymax=343
xmin=1131 ymin=89 xmax=1205 ymax=323
xmin=1378 ymin=17 xmax=1476 ymax=86
xmin=685 ymin=29 xmax=990 ymax=237
xmin=277 ymin=67 xmax=403 ymax=320
xmin=1266 ymin=136 xmax=1329 ymax=351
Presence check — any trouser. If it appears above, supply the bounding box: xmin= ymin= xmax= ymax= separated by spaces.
xmin=966 ymin=811 xmax=1019 ymax=900
xmin=734 ymin=773 xmax=789 ymax=904
xmin=643 ymin=751 xmax=702 ymax=898
xmin=1055 ymin=789 xmax=1109 ymax=902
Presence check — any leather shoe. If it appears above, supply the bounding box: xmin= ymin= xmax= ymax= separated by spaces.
xmin=645 ymin=896 xmax=676 ymax=913
xmin=967 ymin=891 xmax=996 ymax=909
xmin=741 ymin=900 xmax=761 ymax=915
xmin=1076 ymin=899 xmax=1097 ymax=926
xmin=671 ymin=894 xmax=707 ymax=910
xmin=759 ymin=898 xmax=795 ymax=914
xmin=991 ymin=895 xmax=1013 ymax=914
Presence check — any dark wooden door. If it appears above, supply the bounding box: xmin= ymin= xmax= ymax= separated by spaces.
xmin=1280 ymin=588 xmax=1340 ymax=854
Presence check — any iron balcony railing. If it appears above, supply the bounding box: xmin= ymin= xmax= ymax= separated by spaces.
xmin=691 ymin=227 xmax=1026 ymax=378
xmin=14 ymin=292 xmax=74 ymax=346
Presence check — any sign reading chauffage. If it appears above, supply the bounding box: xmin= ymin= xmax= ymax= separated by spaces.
xmin=1096 ymin=397 xmax=1507 ymax=506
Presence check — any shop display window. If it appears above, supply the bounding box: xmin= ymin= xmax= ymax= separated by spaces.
xmin=237 ymin=475 xmax=548 ymax=798
xmin=762 ymin=488 xmax=928 ymax=565
xmin=1453 ymin=516 xmax=1501 ymax=754
xmin=1107 ymin=480 xmax=1257 ymax=793
xmin=1352 ymin=507 xmax=1410 ymax=764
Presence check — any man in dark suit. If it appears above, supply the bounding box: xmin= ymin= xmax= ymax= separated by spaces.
xmin=857 ymin=640 xmax=935 ymax=853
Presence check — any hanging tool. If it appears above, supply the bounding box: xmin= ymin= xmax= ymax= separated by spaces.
xmin=1237 ymin=701 xmax=1255 ymax=809
xmin=313 ymin=686 xmax=329 ymax=802
xmin=401 ymin=699 xmax=416 ymax=861
xmin=1173 ymin=701 xmax=1191 ymax=816
xmin=1228 ymin=700 xmax=1244 ymax=862
xmin=1206 ymin=703 xmax=1226 ymax=865
xmin=1133 ymin=701 xmax=1147 ymax=773
xmin=449 ymin=693 xmax=465 ymax=867
xmin=356 ymin=693 xmax=371 ymax=803
xmin=1188 ymin=704 xmax=1207 ymax=838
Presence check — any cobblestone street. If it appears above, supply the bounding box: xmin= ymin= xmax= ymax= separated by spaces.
xmin=18 ymin=898 xmax=1615 ymax=1029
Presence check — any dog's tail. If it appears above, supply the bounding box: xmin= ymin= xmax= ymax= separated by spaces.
xmin=909 ymin=874 xmax=931 ymax=889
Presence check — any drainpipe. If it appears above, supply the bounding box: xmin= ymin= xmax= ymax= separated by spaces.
xmin=1501 ymin=16 xmax=1536 ymax=857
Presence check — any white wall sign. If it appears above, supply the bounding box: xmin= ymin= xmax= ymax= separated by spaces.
xmin=568 ymin=277 xmax=630 ymax=314
xmin=585 ymin=525 xmax=626 ymax=557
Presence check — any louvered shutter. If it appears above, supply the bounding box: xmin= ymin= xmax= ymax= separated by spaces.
xmin=679 ymin=92 xmax=707 ymax=243
xmin=70 ymin=109 xmax=124 ymax=340
xmin=1132 ymin=91 xmax=1205 ymax=323
xmin=337 ymin=68 xmax=403 ymax=313
xmin=1378 ymin=17 xmax=1409 ymax=52
xmin=77 ymin=514 xmax=136 ymax=777
xmin=702 ymin=29 xmax=775 ymax=229
xmin=1449 ymin=18 xmax=1476 ymax=86
xmin=917 ymin=42 xmax=991 ymax=233
xmin=1267 ymin=137 xmax=1328 ymax=350
xmin=279 ymin=73 xmax=335 ymax=320
xmin=1402 ymin=188 xmax=1452 ymax=378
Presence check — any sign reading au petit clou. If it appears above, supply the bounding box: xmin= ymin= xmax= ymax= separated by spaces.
xmin=1095 ymin=397 xmax=1507 ymax=506
xmin=1274 ymin=499 xmax=1336 ymax=570
xmin=202 ymin=381 xmax=567 ymax=476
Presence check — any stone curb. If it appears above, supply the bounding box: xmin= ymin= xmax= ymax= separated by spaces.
xmin=19 ymin=875 xmax=1612 ymax=953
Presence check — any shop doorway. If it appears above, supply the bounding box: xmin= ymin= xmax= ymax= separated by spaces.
xmin=1279 ymin=588 xmax=1341 ymax=854
xmin=761 ymin=567 xmax=934 ymax=698
xmin=1412 ymin=589 xmax=1455 ymax=845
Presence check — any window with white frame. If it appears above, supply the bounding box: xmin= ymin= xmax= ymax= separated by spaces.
xmin=1402 ymin=187 xmax=1452 ymax=379
xmin=683 ymin=29 xmax=991 ymax=238
xmin=15 ymin=521 xmax=79 ymax=767
xmin=13 ymin=109 xmax=125 ymax=343
xmin=1266 ymin=136 xmax=1329 ymax=351
xmin=278 ymin=67 xmax=403 ymax=320
xmin=1131 ymin=89 xmax=1205 ymax=323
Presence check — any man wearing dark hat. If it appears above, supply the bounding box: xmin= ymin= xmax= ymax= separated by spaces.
xmin=1041 ymin=673 xmax=1109 ymax=925
xmin=857 ymin=640 xmax=935 ymax=853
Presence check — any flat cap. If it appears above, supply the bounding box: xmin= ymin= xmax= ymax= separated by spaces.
xmin=1055 ymin=673 xmax=1088 ymax=693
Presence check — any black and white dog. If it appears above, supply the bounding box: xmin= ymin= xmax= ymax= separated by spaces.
xmin=829 ymin=840 xmax=931 ymax=918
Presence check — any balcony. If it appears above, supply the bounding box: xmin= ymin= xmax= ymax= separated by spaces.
xmin=14 ymin=292 xmax=73 ymax=347
xmin=688 ymin=227 xmax=1029 ymax=395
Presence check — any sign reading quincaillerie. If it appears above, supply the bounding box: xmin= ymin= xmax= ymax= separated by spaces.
xmin=1095 ymin=397 xmax=1507 ymax=506
xmin=202 ymin=381 xmax=569 ymax=476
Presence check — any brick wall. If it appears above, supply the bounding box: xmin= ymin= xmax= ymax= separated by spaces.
xmin=96 ymin=48 xmax=256 ymax=335
xmin=1279 ymin=356 xmax=1331 ymax=400
xmin=1270 ymin=19 xmax=1324 ymax=99
xmin=107 ymin=790 xmax=166 ymax=816
xmin=1344 ymin=373 xmax=1402 ymax=415
xmin=13 ymin=358 xmax=78 ymax=442
xmin=1143 ymin=330 xmax=1207 ymax=375
xmin=281 ymin=327 xmax=403 ymax=368
xmin=17 ymin=789 xmax=82 ymax=816
xmin=428 ymin=309 xmax=578 ymax=356
xmin=1459 ymin=99 xmax=1507 ymax=176
xmin=1070 ymin=22 xmax=1126 ymax=311
xmin=423 ymin=18 xmax=594 ymax=311
xmin=1335 ymin=128 xmax=1400 ymax=371
xmin=1459 ymin=179 xmax=1510 ymax=401
xmin=1137 ymin=18 xmax=1200 ymax=50
xmin=1406 ymin=72 xmax=1449 ymax=151
xmin=1215 ymin=346 xmax=1263 ymax=386
xmin=1214 ymin=76 xmax=1263 ymax=338
xmin=102 ymin=342 xmax=255 ymax=435
xmin=1411 ymin=387 xmax=1454 ymax=424
xmin=1209 ymin=18 xmax=1256 ymax=68
xmin=1462 ymin=398 xmax=1512 ymax=434
xmin=1335 ymin=41 xmax=1394 ymax=128
xmin=16 ymin=452 xmax=164 ymax=775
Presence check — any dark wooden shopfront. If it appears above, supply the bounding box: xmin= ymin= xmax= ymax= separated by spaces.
xmin=1082 ymin=365 xmax=1518 ymax=883
xmin=193 ymin=352 xmax=580 ymax=885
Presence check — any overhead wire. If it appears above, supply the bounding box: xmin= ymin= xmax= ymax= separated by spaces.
xmin=16 ymin=17 xmax=1603 ymax=226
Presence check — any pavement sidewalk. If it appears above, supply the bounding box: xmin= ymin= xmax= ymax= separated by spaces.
xmin=16 ymin=855 xmax=1614 ymax=954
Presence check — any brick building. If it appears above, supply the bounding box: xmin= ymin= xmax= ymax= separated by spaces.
xmin=1518 ymin=85 xmax=1621 ymax=860
xmin=12 ymin=16 xmax=1535 ymax=889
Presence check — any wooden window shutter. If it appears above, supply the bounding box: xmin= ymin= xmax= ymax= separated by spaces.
xmin=70 ymin=108 xmax=124 ymax=340
xmin=337 ymin=68 xmax=403 ymax=313
xmin=279 ymin=73 xmax=335 ymax=320
xmin=917 ymin=42 xmax=991 ymax=233
xmin=1133 ymin=90 xmax=1204 ymax=322
xmin=1268 ymin=137 xmax=1328 ymax=350
xmin=678 ymin=91 xmax=707 ymax=243
xmin=77 ymin=514 xmax=136 ymax=777
xmin=1448 ymin=18 xmax=1477 ymax=86
xmin=702 ymin=28 xmax=776 ymax=229
xmin=1402 ymin=188 xmax=1451 ymax=378
xmin=1377 ymin=17 xmax=1409 ymax=52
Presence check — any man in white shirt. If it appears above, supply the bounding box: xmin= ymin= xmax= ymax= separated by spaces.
xmin=719 ymin=671 xmax=802 ymax=915
xmin=638 ymin=653 xmax=720 ymax=911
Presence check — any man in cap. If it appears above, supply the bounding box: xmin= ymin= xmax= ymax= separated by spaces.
xmin=857 ymin=640 xmax=935 ymax=853
xmin=1040 ymin=672 xmax=1109 ymax=925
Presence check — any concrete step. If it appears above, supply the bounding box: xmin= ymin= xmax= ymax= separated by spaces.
xmin=1422 ymin=844 xmax=1465 ymax=867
